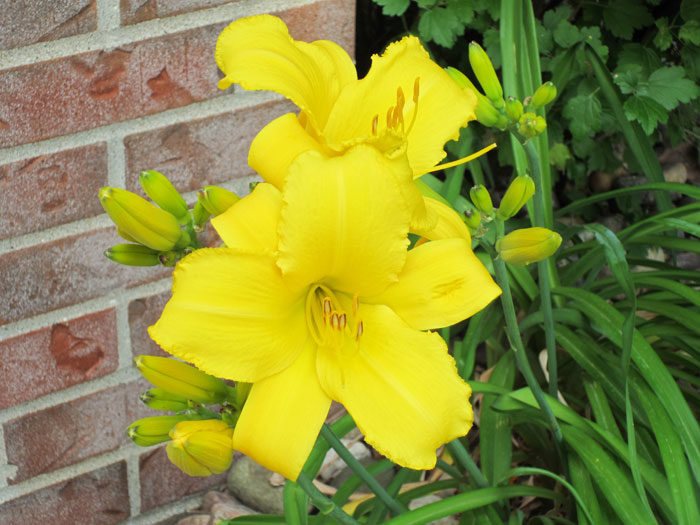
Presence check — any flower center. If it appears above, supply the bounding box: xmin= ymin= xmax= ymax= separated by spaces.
xmin=305 ymin=284 xmax=363 ymax=350
xmin=371 ymin=77 xmax=420 ymax=140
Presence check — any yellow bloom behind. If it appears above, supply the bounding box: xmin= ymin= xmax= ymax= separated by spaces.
xmin=149 ymin=145 xmax=501 ymax=481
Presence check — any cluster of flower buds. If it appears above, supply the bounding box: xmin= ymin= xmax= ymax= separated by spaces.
xmin=100 ymin=170 xmax=241 ymax=267
xmin=127 ymin=355 xmax=250 ymax=476
xmin=445 ymin=42 xmax=556 ymax=140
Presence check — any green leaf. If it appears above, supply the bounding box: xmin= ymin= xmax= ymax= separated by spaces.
xmin=603 ymin=0 xmax=653 ymax=39
xmin=624 ymin=95 xmax=668 ymax=134
xmin=553 ymin=20 xmax=582 ymax=48
xmin=680 ymin=20 xmax=700 ymax=45
xmin=580 ymin=26 xmax=609 ymax=61
xmin=373 ymin=0 xmax=410 ymax=16
xmin=681 ymin=44 xmax=700 ymax=81
xmin=645 ymin=66 xmax=700 ymax=110
xmin=448 ymin=0 xmax=475 ymax=24
xmin=613 ymin=65 xmax=643 ymax=94
xmin=542 ymin=5 xmax=571 ymax=31
xmin=681 ymin=0 xmax=700 ymax=22
xmin=418 ymin=7 xmax=463 ymax=48
xmin=654 ymin=18 xmax=673 ymax=51
xmin=617 ymin=43 xmax=661 ymax=76
xmin=562 ymin=94 xmax=602 ymax=138
xmin=549 ymin=143 xmax=571 ymax=171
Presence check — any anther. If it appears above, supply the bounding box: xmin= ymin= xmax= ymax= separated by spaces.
xmin=352 ymin=293 xmax=359 ymax=316
xmin=371 ymin=114 xmax=378 ymax=136
xmin=338 ymin=313 xmax=347 ymax=331
xmin=413 ymin=77 xmax=420 ymax=104
xmin=323 ymin=297 xmax=332 ymax=317
xmin=356 ymin=320 xmax=364 ymax=341
xmin=386 ymin=107 xmax=394 ymax=128
xmin=396 ymin=87 xmax=405 ymax=112
xmin=331 ymin=312 xmax=340 ymax=331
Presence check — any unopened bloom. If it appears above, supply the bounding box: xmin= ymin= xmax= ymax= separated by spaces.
xmin=166 ymin=420 xmax=234 ymax=476
xmin=149 ymin=146 xmax=501 ymax=480
xmin=496 ymin=227 xmax=562 ymax=266
xmin=215 ymin=14 xmax=480 ymax=236
xmin=497 ymin=174 xmax=535 ymax=220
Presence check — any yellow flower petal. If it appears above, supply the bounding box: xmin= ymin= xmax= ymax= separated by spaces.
xmin=323 ymin=36 xmax=477 ymax=176
xmin=412 ymin=196 xmax=471 ymax=240
xmin=366 ymin=238 xmax=501 ymax=330
xmin=277 ymin=145 xmax=410 ymax=296
xmin=211 ymin=182 xmax=282 ymax=254
xmin=167 ymin=420 xmax=234 ymax=476
xmin=216 ymin=14 xmax=356 ymax=131
xmin=149 ymin=248 xmax=306 ymax=383
xmin=248 ymin=113 xmax=324 ymax=189
xmin=233 ymin=342 xmax=331 ymax=480
xmin=317 ymin=303 xmax=473 ymax=470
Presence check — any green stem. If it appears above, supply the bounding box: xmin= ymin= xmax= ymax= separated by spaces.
xmin=446 ymin=440 xmax=489 ymax=489
xmin=489 ymin=222 xmax=563 ymax=445
xmin=295 ymin=472 xmax=359 ymax=525
xmin=320 ymin=424 xmax=408 ymax=516
xmin=523 ymin=140 xmax=559 ymax=398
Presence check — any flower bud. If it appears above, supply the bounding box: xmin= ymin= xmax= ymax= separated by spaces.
xmin=496 ymin=227 xmax=562 ymax=266
xmin=505 ymin=97 xmax=523 ymax=122
xmin=445 ymin=66 xmax=480 ymax=94
xmin=140 ymin=388 xmax=191 ymax=412
xmin=469 ymin=185 xmax=494 ymax=216
xmin=464 ymin=209 xmax=482 ymax=230
xmin=468 ymin=42 xmax=504 ymax=106
xmin=127 ymin=415 xmax=191 ymax=446
xmin=198 ymin=186 xmax=240 ymax=217
xmin=192 ymin=201 xmax=210 ymax=229
xmin=518 ymin=112 xmax=547 ymax=139
xmin=104 ymin=243 xmax=160 ymax=266
xmin=166 ymin=420 xmax=234 ymax=476
xmin=135 ymin=355 xmax=232 ymax=405
xmin=139 ymin=170 xmax=188 ymax=220
xmin=99 ymin=187 xmax=183 ymax=251
xmin=497 ymin=174 xmax=535 ymax=220
xmin=474 ymin=95 xmax=508 ymax=129
xmin=529 ymin=81 xmax=557 ymax=109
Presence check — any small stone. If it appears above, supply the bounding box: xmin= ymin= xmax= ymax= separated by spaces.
xmin=210 ymin=500 xmax=259 ymax=522
xmin=319 ymin=437 xmax=371 ymax=483
xmin=663 ymin=163 xmax=688 ymax=184
xmin=409 ymin=495 xmax=459 ymax=525
xmin=175 ymin=515 xmax=209 ymax=525
xmin=227 ymin=456 xmax=285 ymax=514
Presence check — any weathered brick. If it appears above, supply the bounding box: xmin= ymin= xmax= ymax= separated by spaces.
xmin=124 ymin=100 xmax=293 ymax=194
xmin=121 ymin=0 xmax=240 ymax=25
xmin=0 ymin=0 xmax=97 ymax=51
xmin=0 ymin=227 xmax=170 ymax=326
xmin=0 ymin=143 xmax=107 ymax=241
xmin=0 ymin=0 xmax=356 ymax=148
xmin=0 ymin=309 xmax=118 ymax=410
xmin=4 ymin=378 xmax=152 ymax=483
xmin=0 ymin=462 xmax=130 ymax=524
xmin=140 ymin=445 xmax=226 ymax=512
xmin=129 ymin=291 xmax=171 ymax=358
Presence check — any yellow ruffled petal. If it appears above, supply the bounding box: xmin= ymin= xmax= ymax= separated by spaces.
xmin=149 ymin=248 xmax=306 ymax=383
xmin=317 ymin=303 xmax=473 ymax=470
xmin=366 ymin=238 xmax=501 ymax=330
xmin=211 ymin=183 xmax=282 ymax=254
xmin=277 ymin=145 xmax=410 ymax=297
xmin=323 ymin=36 xmax=476 ymax=176
xmin=248 ymin=113 xmax=324 ymax=189
xmin=233 ymin=341 xmax=331 ymax=480
xmin=216 ymin=14 xmax=356 ymax=131
xmin=412 ymin=196 xmax=471 ymax=240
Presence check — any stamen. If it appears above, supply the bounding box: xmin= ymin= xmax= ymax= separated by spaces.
xmin=331 ymin=312 xmax=340 ymax=331
xmin=371 ymin=114 xmax=378 ymax=136
xmin=356 ymin=320 xmax=364 ymax=341
xmin=386 ymin=107 xmax=394 ymax=129
xmin=405 ymin=77 xmax=420 ymax=135
xmin=419 ymin=143 xmax=497 ymax=176
xmin=396 ymin=87 xmax=405 ymax=114
xmin=338 ymin=313 xmax=347 ymax=331
xmin=352 ymin=293 xmax=359 ymax=316
xmin=323 ymin=297 xmax=332 ymax=317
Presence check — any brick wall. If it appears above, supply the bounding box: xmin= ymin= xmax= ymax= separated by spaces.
xmin=0 ymin=1 xmax=355 ymax=523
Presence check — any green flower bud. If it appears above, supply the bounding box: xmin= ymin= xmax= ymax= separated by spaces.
xmin=135 ymin=355 xmax=232 ymax=405
xmin=469 ymin=185 xmax=494 ymax=216
xmin=497 ymin=174 xmax=535 ymax=220
xmin=139 ymin=170 xmax=188 ymax=220
xmin=445 ymin=66 xmax=480 ymax=94
xmin=99 ymin=187 xmax=182 ymax=251
xmin=166 ymin=420 xmax=234 ymax=476
xmin=192 ymin=201 xmax=210 ymax=229
xmin=464 ymin=209 xmax=482 ymax=230
xmin=127 ymin=415 xmax=192 ymax=447
xmin=140 ymin=388 xmax=191 ymax=412
xmin=529 ymin=81 xmax=557 ymax=109
xmin=496 ymin=227 xmax=562 ymax=266
xmin=517 ymin=112 xmax=547 ymax=139
xmin=469 ymin=42 xmax=504 ymax=106
xmin=505 ymin=97 xmax=523 ymax=122
xmin=198 ymin=186 xmax=240 ymax=217
xmin=474 ymin=95 xmax=507 ymax=129
xmin=104 ymin=243 xmax=160 ymax=267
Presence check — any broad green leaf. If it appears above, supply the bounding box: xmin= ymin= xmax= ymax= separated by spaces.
xmin=617 ymin=44 xmax=661 ymax=77
xmin=549 ymin=143 xmax=571 ymax=171
xmin=603 ymin=0 xmax=653 ymax=39
xmin=448 ymin=0 xmax=475 ymax=24
xmin=553 ymin=20 xmax=582 ymax=48
xmin=624 ymin=95 xmax=668 ymax=134
xmin=579 ymin=26 xmax=608 ymax=60
xmin=681 ymin=0 xmax=700 ymax=22
xmin=680 ymin=20 xmax=700 ymax=45
xmin=568 ymin=454 xmax=601 ymax=525
xmin=654 ymin=18 xmax=673 ymax=51
xmin=645 ymin=66 xmax=700 ymax=110
xmin=374 ymin=0 xmax=410 ymax=16
xmin=418 ymin=7 xmax=463 ymax=48
xmin=562 ymin=94 xmax=602 ymax=138
xmin=542 ymin=5 xmax=571 ymax=31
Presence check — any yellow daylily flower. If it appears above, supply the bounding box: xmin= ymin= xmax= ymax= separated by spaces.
xmin=149 ymin=146 xmax=501 ymax=481
xmin=215 ymin=14 xmax=481 ymax=235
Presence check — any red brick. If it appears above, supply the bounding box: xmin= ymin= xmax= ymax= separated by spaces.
xmin=4 ymin=379 xmax=153 ymax=483
xmin=129 ymin=291 xmax=171 ymax=358
xmin=140 ymin=445 xmax=226 ymax=512
xmin=0 ymin=309 xmax=118 ymax=410
xmin=0 ymin=462 xmax=130 ymax=524
xmin=0 ymin=227 xmax=170 ymax=326
xmin=0 ymin=143 xmax=107 ymax=240
xmin=124 ymin=100 xmax=293 ymax=194
xmin=121 ymin=0 xmax=240 ymax=25
xmin=0 ymin=1 xmax=97 ymax=51
xmin=0 ymin=0 xmax=356 ymax=148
